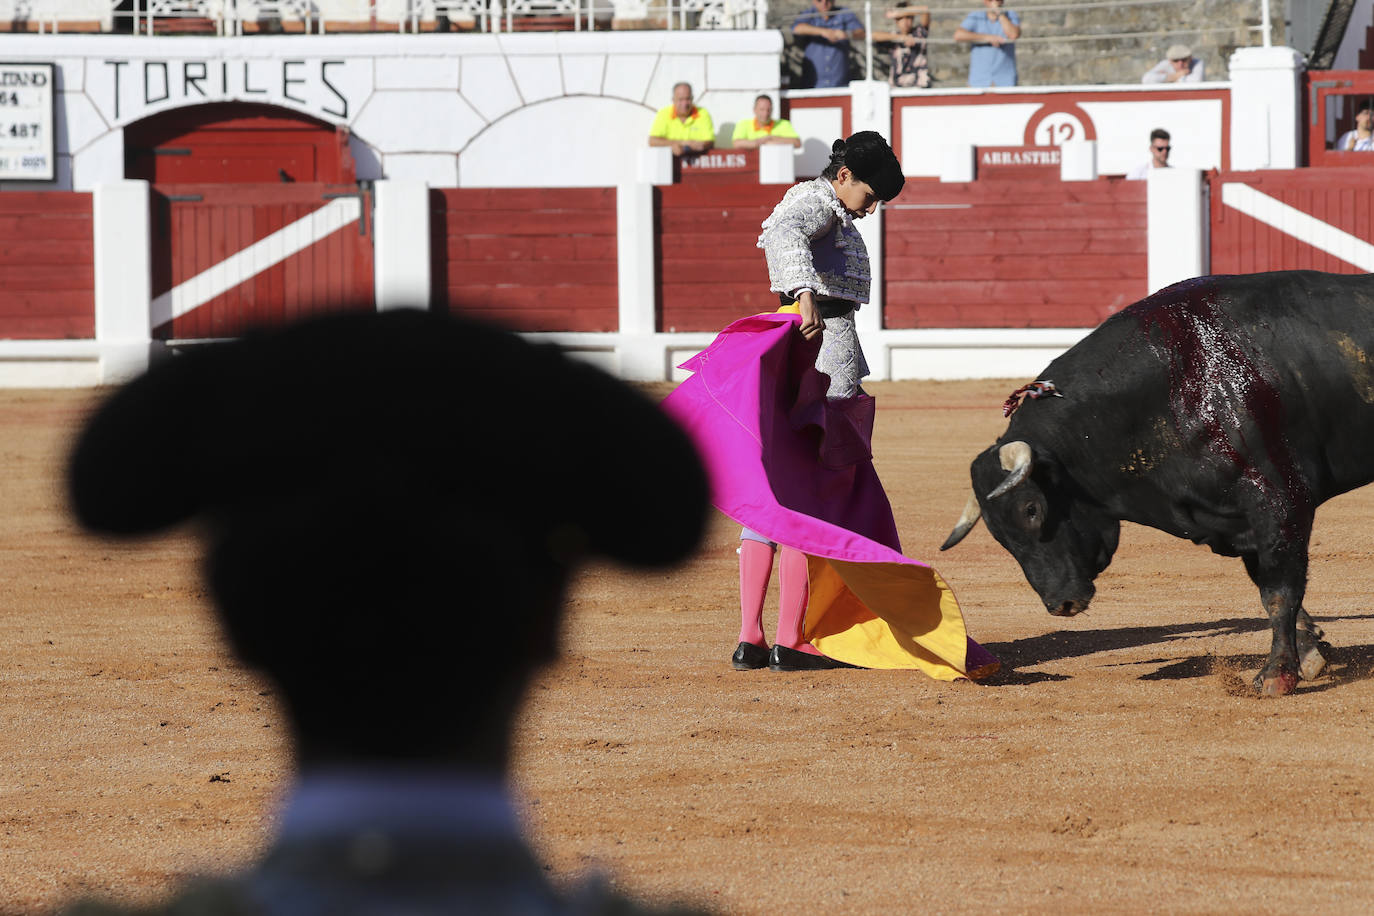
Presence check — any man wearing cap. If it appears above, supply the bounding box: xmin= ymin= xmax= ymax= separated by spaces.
xmin=63 ymin=310 xmax=714 ymax=916
xmin=1143 ymin=44 xmax=1205 ymax=83
xmin=648 ymin=81 xmax=715 ymax=156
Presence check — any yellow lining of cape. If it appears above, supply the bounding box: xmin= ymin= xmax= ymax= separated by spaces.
xmin=804 ymin=555 xmax=969 ymax=679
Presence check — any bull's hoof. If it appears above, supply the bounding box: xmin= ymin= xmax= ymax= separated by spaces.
xmin=1298 ymin=641 xmax=1330 ymax=681
xmin=1254 ymin=669 xmax=1299 ymax=697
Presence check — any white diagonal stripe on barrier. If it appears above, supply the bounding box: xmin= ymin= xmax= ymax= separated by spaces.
xmin=1221 ymin=182 xmax=1374 ymax=272
xmin=150 ymin=196 xmax=362 ymax=329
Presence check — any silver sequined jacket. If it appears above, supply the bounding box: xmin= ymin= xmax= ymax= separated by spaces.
xmin=757 ymin=177 xmax=870 ymax=306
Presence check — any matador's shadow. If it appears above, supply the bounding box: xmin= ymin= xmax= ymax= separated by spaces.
xmin=979 ymin=614 xmax=1374 ymax=690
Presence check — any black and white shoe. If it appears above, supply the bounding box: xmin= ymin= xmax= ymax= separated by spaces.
xmin=731 ymin=642 xmax=770 ymax=670
xmin=767 ymin=644 xmax=858 ymax=671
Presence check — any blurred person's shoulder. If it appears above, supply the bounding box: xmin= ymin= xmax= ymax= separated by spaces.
xmin=61 ymin=877 xmax=719 ymax=916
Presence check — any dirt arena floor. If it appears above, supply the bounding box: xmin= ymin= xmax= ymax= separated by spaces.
xmin=5 ymin=380 xmax=1374 ymax=915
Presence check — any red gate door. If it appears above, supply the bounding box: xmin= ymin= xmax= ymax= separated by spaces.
xmin=150 ymin=182 xmax=374 ymax=340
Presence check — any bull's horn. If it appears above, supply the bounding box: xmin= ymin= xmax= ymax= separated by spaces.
xmin=987 ymin=440 xmax=1033 ymax=499
xmin=940 ymin=492 xmax=982 ymax=550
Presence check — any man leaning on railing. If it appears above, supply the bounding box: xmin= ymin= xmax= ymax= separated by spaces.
xmin=648 ymin=81 xmax=715 ymax=156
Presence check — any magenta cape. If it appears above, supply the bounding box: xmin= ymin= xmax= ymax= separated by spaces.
xmin=663 ymin=313 xmax=992 ymax=678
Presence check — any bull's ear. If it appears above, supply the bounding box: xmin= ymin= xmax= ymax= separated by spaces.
xmin=1016 ymin=491 xmax=1048 ymax=536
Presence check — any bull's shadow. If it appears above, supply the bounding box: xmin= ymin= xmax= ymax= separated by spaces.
xmin=1141 ymin=638 xmax=1374 ymax=692
xmin=981 ymin=614 xmax=1374 ymax=689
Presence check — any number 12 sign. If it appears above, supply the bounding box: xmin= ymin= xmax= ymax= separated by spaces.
xmin=0 ymin=63 xmax=54 ymax=182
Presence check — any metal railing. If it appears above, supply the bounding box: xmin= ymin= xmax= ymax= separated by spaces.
xmin=70 ymin=0 xmax=767 ymax=33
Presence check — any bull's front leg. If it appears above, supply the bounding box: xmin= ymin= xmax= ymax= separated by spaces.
xmin=1243 ymin=553 xmax=1328 ymax=680
xmin=1249 ymin=544 xmax=1309 ymax=697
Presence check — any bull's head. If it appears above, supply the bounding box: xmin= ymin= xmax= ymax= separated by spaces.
xmin=940 ymin=441 xmax=1120 ymax=617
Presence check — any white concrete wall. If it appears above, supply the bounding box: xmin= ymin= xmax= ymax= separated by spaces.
xmin=0 ymin=31 xmax=784 ymax=191
xmin=896 ymin=86 xmax=1226 ymax=179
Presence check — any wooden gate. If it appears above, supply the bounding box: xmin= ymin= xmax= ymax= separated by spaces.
xmin=1209 ymin=167 xmax=1374 ymax=276
xmin=150 ymin=183 xmax=373 ymax=340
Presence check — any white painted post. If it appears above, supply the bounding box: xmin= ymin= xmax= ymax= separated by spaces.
xmin=1228 ymin=46 xmax=1303 ymax=171
xmin=616 ymin=181 xmax=662 ymax=379
xmin=1060 ymin=140 xmax=1097 ymax=181
xmin=374 ymin=179 xmax=432 ymax=311
xmin=941 ymin=144 xmax=976 ymax=182
xmin=638 ymin=147 xmax=675 ymax=185
xmin=848 ymin=79 xmax=893 ymax=140
xmin=92 ymin=180 xmax=153 ymax=383
xmin=1146 ymin=168 xmax=1207 ymax=294
xmin=849 ymin=79 xmax=895 ymax=375
xmin=759 ymin=143 xmax=796 ymax=184
xmin=852 ymin=207 xmax=888 ymax=380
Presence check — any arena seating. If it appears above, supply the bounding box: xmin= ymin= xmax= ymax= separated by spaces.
xmin=0 ymin=0 xmax=1294 ymax=87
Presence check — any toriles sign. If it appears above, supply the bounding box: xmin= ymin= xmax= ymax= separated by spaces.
xmin=0 ymin=62 xmax=54 ymax=182
xmin=94 ymin=57 xmax=370 ymax=126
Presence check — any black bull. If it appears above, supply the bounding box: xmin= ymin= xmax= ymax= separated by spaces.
xmin=940 ymin=270 xmax=1374 ymax=696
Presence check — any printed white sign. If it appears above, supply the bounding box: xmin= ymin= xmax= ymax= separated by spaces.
xmin=0 ymin=62 xmax=54 ymax=181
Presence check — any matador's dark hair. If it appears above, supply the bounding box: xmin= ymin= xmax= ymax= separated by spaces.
xmin=820 ymin=130 xmax=905 ymax=201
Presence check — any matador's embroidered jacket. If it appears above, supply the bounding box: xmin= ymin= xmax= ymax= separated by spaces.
xmin=757 ymin=177 xmax=871 ymax=305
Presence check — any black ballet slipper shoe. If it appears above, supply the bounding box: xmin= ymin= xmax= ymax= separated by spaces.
xmin=731 ymin=642 xmax=770 ymax=670
xmin=767 ymin=644 xmax=859 ymax=671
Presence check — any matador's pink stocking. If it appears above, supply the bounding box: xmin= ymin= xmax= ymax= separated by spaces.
xmin=737 ymin=539 xmax=774 ymax=647
xmin=776 ymin=546 xmax=821 ymax=654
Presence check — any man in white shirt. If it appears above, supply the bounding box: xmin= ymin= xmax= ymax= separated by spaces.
xmin=1143 ymin=44 xmax=1204 ymax=83
xmin=1126 ymin=128 xmax=1171 ymax=180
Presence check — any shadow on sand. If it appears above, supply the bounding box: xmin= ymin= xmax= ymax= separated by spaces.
xmin=979 ymin=614 xmax=1374 ymax=693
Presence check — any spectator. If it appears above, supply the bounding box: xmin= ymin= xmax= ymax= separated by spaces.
xmin=1142 ymin=44 xmax=1205 ymax=83
xmin=649 ymin=81 xmax=715 ymax=156
xmin=732 ymin=95 xmax=802 ymax=149
xmin=872 ymin=2 xmax=932 ymax=89
xmin=1336 ymin=102 xmax=1374 ymax=151
xmin=63 ymin=310 xmax=713 ymax=916
xmin=953 ymin=0 xmax=1021 ymax=88
xmin=792 ymin=0 xmax=865 ymax=89
xmin=1126 ymin=127 xmax=1171 ymax=179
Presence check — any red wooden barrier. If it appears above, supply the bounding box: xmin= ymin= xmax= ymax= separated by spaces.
xmin=1209 ymin=168 xmax=1374 ymax=275
xmin=151 ymin=183 xmax=373 ymax=340
xmin=657 ymin=182 xmax=781 ymax=332
xmin=884 ymin=180 xmax=1147 ymax=328
xmin=0 ymin=192 xmax=94 ymax=339
xmin=431 ymin=187 xmax=618 ymax=332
